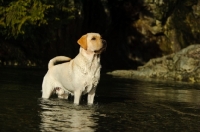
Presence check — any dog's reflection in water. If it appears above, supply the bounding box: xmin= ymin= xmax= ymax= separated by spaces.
xmin=39 ymin=99 xmax=98 ymax=131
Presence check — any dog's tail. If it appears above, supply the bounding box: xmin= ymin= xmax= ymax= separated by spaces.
xmin=48 ymin=56 xmax=71 ymax=69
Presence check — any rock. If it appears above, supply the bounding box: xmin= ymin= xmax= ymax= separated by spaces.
xmin=108 ymin=44 xmax=200 ymax=82
xmin=104 ymin=0 xmax=200 ymax=69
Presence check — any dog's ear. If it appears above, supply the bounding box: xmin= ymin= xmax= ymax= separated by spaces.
xmin=77 ymin=35 xmax=87 ymax=50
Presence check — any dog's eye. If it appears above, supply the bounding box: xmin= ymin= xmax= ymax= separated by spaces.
xmin=91 ymin=37 xmax=96 ymax=40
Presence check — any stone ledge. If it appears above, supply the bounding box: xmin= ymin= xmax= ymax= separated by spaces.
xmin=107 ymin=44 xmax=200 ymax=83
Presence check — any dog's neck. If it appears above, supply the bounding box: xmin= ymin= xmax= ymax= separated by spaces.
xmin=74 ymin=48 xmax=101 ymax=74
xmin=79 ymin=47 xmax=100 ymax=63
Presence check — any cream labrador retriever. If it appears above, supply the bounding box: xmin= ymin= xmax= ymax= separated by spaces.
xmin=42 ymin=33 xmax=106 ymax=105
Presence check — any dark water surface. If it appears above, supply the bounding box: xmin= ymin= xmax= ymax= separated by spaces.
xmin=0 ymin=68 xmax=200 ymax=132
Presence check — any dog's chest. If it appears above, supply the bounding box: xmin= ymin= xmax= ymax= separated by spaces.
xmin=74 ymin=54 xmax=101 ymax=94
xmin=82 ymin=66 xmax=100 ymax=94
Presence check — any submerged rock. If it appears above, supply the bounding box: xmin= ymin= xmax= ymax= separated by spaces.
xmin=108 ymin=44 xmax=200 ymax=82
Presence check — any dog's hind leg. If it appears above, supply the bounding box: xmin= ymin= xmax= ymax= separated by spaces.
xmin=56 ymin=88 xmax=69 ymax=99
xmin=42 ymin=79 xmax=54 ymax=99
xmin=58 ymin=93 xmax=68 ymax=99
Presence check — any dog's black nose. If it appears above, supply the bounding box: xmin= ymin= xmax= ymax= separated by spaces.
xmin=102 ymin=39 xmax=107 ymax=50
xmin=102 ymin=39 xmax=107 ymax=45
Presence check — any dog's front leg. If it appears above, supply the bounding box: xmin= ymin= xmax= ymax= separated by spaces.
xmin=74 ymin=90 xmax=82 ymax=105
xmin=87 ymin=88 xmax=96 ymax=105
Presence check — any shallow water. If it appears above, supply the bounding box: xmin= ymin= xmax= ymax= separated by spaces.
xmin=0 ymin=68 xmax=200 ymax=131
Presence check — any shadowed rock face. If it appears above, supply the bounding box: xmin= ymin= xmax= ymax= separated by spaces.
xmin=105 ymin=0 xmax=200 ymax=69
xmin=134 ymin=0 xmax=200 ymax=52
xmin=108 ymin=44 xmax=200 ymax=82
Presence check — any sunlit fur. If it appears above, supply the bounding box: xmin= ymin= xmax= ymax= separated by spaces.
xmin=42 ymin=33 xmax=106 ymax=105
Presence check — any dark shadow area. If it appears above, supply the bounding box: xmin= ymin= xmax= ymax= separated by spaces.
xmin=1 ymin=0 xmax=200 ymax=70
xmin=0 ymin=0 xmax=165 ymax=70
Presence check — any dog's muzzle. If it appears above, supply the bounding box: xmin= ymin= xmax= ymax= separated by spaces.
xmin=94 ymin=39 xmax=107 ymax=54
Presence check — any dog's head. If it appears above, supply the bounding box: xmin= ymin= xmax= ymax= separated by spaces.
xmin=77 ymin=33 xmax=107 ymax=54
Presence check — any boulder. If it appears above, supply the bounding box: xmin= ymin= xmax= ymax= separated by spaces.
xmin=108 ymin=44 xmax=200 ymax=82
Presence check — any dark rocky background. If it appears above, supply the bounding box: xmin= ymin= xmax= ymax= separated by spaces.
xmin=1 ymin=0 xmax=200 ymax=70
